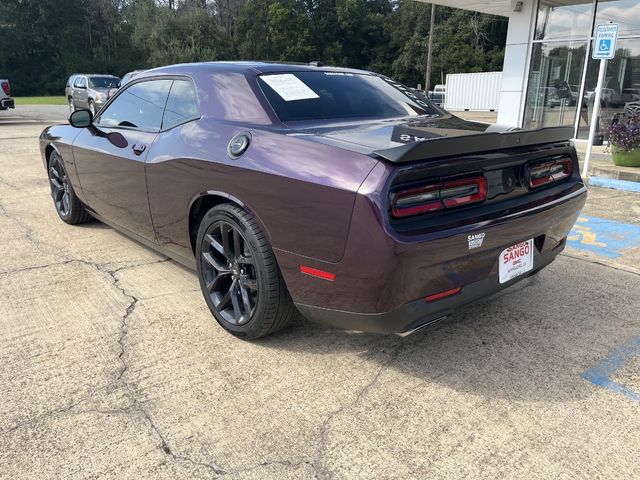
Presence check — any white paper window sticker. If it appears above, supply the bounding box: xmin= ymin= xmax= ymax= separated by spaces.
xmin=261 ymin=74 xmax=320 ymax=101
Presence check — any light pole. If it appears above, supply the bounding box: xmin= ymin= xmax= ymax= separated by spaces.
xmin=424 ymin=3 xmax=436 ymax=95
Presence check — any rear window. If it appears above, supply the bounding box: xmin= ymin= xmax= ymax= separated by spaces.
xmin=258 ymin=71 xmax=438 ymax=122
xmin=89 ymin=76 xmax=119 ymax=88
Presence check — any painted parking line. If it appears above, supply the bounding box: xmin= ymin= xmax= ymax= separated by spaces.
xmin=582 ymin=336 xmax=640 ymax=404
xmin=567 ymin=215 xmax=640 ymax=258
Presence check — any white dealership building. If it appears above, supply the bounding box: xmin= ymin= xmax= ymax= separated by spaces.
xmin=418 ymin=0 xmax=640 ymax=139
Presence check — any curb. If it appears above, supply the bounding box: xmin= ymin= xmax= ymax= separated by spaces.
xmin=587 ymin=176 xmax=640 ymax=193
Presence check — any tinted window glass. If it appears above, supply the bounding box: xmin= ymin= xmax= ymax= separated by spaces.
xmin=89 ymin=76 xmax=119 ymax=88
xmin=595 ymin=0 xmax=640 ymax=37
xmin=98 ymin=79 xmax=172 ymax=131
xmin=534 ymin=0 xmax=594 ymax=41
xmin=258 ymin=72 xmax=438 ymax=122
xmin=162 ymin=80 xmax=199 ymax=129
xmin=74 ymin=77 xmax=86 ymax=88
xmin=523 ymin=41 xmax=587 ymax=130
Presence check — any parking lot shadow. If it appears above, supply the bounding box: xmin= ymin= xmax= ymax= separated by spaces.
xmin=256 ymin=258 xmax=639 ymax=404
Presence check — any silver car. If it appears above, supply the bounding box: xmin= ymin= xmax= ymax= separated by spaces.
xmin=66 ymin=74 xmax=120 ymax=116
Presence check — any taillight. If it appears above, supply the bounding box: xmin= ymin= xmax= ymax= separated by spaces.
xmin=391 ymin=176 xmax=487 ymax=218
xmin=1 ymin=81 xmax=9 ymax=96
xmin=528 ymin=158 xmax=573 ymax=188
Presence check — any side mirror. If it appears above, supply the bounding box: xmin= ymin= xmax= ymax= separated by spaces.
xmin=69 ymin=109 xmax=93 ymax=128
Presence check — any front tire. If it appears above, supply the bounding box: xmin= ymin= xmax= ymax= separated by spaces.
xmin=48 ymin=152 xmax=92 ymax=224
xmin=196 ymin=203 xmax=294 ymax=339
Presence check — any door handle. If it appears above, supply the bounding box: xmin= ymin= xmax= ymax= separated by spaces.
xmin=132 ymin=144 xmax=146 ymax=155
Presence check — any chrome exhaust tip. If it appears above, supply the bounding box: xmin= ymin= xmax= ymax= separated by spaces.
xmin=395 ymin=316 xmax=448 ymax=337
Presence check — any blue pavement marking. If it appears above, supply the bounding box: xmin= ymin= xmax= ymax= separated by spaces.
xmin=567 ymin=215 xmax=640 ymax=258
xmin=582 ymin=336 xmax=640 ymax=404
xmin=588 ymin=176 xmax=640 ymax=193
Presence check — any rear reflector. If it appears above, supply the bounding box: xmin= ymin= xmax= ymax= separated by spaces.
xmin=425 ymin=286 xmax=462 ymax=302
xmin=1 ymin=81 xmax=8 ymax=96
xmin=299 ymin=265 xmax=336 ymax=281
xmin=392 ymin=176 xmax=487 ymax=218
xmin=529 ymin=158 xmax=573 ymax=188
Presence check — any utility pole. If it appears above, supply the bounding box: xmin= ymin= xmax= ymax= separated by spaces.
xmin=424 ymin=3 xmax=436 ymax=95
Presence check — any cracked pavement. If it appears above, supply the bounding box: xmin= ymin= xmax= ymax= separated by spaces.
xmin=1 ymin=120 xmax=640 ymax=479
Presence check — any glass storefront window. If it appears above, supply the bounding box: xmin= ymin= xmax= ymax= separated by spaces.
xmin=595 ymin=0 xmax=640 ymax=37
xmin=524 ymin=41 xmax=588 ymax=130
xmin=535 ymin=0 xmax=594 ymax=41
xmin=576 ymin=38 xmax=640 ymax=138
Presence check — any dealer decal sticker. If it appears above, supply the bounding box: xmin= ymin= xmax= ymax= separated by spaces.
xmin=468 ymin=233 xmax=485 ymax=249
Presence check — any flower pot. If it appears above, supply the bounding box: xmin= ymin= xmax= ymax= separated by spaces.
xmin=612 ymin=148 xmax=640 ymax=167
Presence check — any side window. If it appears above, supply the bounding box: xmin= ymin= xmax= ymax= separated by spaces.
xmin=97 ymin=79 xmax=172 ymax=131
xmin=74 ymin=77 xmax=86 ymax=88
xmin=162 ymin=80 xmax=200 ymax=130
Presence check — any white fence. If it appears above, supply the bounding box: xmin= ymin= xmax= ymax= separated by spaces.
xmin=444 ymin=71 xmax=502 ymax=112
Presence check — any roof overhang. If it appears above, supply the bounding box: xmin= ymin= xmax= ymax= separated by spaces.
xmin=412 ymin=0 xmax=514 ymax=17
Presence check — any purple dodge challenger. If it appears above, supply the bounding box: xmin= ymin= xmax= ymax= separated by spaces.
xmin=39 ymin=62 xmax=586 ymax=339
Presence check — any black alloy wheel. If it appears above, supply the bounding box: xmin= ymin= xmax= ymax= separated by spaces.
xmin=201 ymin=220 xmax=258 ymax=325
xmin=47 ymin=152 xmax=92 ymax=225
xmin=196 ymin=203 xmax=295 ymax=339
xmin=49 ymin=155 xmax=72 ymax=219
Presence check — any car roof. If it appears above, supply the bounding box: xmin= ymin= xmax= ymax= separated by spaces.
xmin=70 ymin=74 xmax=119 ymax=78
xmin=138 ymin=61 xmax=373 ymax=77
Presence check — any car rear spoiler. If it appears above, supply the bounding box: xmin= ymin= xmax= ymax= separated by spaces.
xmin=372 ymin=126 xmax=575 ymax=163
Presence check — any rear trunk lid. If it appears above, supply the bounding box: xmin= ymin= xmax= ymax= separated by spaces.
xmin=290 ymin=114 xmax=580 ymax=234
xmin=288 ymin=113 xmax=574 ymax=162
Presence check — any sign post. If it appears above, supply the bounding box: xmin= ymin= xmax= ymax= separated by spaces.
xmin=583 ymin=23 xmax=619 ymax=177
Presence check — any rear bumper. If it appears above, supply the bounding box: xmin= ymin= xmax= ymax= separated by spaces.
xmin=277 ymin=176 xmax=586 ymax=332
xmin=0 ymin=98 xmax=15 ymax=109
xmin=296 ymin=240 xmax=562 ymax=334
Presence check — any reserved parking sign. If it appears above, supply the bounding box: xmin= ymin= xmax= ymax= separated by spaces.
xmin=593 ymin=23 xmax=619 ymax=59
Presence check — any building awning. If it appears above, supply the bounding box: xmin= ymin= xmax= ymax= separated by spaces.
xmin=413 ymin=0 xmax=513 ymax=17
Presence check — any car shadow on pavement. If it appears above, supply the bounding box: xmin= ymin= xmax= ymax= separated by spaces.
xmin=255 ymin=260 xmax=637 ymax=404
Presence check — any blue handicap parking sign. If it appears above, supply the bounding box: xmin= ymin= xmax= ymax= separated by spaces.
xmin=593 ymin=24 xmax=619 ymax=59
xmin=599 ymin=39 xmax=611 ymax=53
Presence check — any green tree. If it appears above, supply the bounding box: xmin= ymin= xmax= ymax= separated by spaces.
xmin=0 ymin=0 xmax=508 ymax=96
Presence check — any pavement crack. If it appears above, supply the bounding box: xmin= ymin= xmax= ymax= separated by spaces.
xmin=312 ymin=339 xmax=407 ymax=479
xmin=103 ymin=261 xmax=227 ymax=477
xmin=1 ymin=381 xmax=124 ymax=435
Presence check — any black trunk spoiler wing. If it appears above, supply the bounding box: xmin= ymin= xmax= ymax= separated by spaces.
xmin=372 ymin=126 xmax=574 ymax=163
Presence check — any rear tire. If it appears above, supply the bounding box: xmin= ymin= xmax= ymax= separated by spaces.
xmin=88 ymin=100 xmax=96 ymax=117
xmin=48 ymin=152 xmax=92 ymax=225
xmin=68 ymin=98 xmax=75 ymax=112
xmin=196 ymin=203 xmax=294 ymax=339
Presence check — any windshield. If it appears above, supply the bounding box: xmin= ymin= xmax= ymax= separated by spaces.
xmin=258 ymin=71 xmax=439 ymax=122
xmin=90 ymin=76 xmax=119 ymax=89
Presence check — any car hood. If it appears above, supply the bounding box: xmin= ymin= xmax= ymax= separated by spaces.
xmin=288 ymin=114 xmax=499 ymax=155
xmin=90 ymin=87 xmax=112 ymax=94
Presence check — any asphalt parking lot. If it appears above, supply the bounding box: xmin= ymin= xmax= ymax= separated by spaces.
xmin=1 ymin=108 xmax=640 ymax=479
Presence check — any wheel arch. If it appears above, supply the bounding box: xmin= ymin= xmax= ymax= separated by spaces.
xmin=187 ymin=191 xmax=272 ymax=256
xmin=44 ymin=143 xmax=61 ymax=167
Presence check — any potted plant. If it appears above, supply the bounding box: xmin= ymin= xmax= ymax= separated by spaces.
xmin=608 ymin=110 xmax=640 ymax=167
